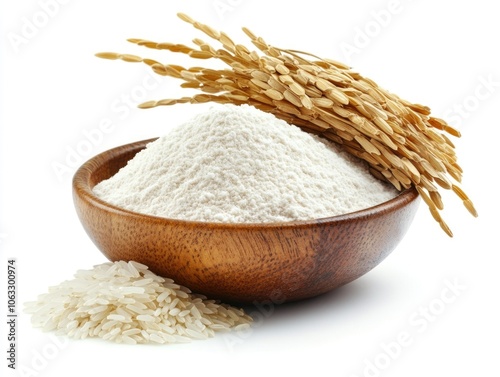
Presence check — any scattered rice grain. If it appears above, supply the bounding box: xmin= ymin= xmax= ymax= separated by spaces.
xmin=25 ymin=261 xmax=252 ymax=344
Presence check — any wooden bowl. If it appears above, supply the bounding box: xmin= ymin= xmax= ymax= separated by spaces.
xmin=73 ymin=138 xmax=420 ymax=304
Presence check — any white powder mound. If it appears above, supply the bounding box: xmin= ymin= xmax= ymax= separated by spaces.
xmin=24 ymin=261 xmax=252 ymax=344
xmin=93 ymin=104 xmax=397 ymax=222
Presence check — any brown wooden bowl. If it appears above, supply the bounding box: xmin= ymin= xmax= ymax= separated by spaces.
xmin=73 ymin=138 xmax=420 ymax=304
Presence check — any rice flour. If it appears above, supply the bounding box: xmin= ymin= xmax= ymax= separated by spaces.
xmin=93 ymin=104 xmax=397 ymax=222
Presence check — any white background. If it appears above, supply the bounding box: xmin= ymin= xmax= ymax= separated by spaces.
xmin=1 ymin=0 xmax=499 ymax=376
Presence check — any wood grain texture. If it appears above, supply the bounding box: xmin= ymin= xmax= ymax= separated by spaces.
xmin=73 ymin=138 xmax=420 ymax=303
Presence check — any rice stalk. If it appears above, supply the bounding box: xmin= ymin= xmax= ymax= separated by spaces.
xmin=95 ymin=13 xmax=477 ymax=236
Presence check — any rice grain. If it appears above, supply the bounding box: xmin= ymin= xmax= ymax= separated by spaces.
xmin=24 ymin=261 xmax=252 ymax=344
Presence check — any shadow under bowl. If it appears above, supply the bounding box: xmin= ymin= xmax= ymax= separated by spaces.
xmin=72 ymin=138 xmax=420 ymax=303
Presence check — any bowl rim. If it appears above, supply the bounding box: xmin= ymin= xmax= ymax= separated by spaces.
xmin=73 ymin=138 xmax=420 ymax=230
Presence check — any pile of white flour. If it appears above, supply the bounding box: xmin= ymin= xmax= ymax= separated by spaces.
xmin=93 ymin=104 xmax=397 ymax=222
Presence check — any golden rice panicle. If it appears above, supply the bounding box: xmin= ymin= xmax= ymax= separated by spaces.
xmin=95 ymin=13 xmax=477 ymax=237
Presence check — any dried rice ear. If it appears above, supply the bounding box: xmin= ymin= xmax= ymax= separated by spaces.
xmin=95 ymin=13 xmax=477 ymax=237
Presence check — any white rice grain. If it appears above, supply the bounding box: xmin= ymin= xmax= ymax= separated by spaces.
xmin=107 ymin=314 xmax=126 ymax=322
xmin=137 ymin=314 xmax=155 ymax=322
xmin=24 ymin=261 xmax=252 ymax=344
